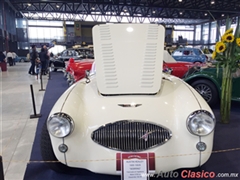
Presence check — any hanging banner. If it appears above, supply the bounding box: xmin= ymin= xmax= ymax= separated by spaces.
xmin=74 ymin=21 xmax=81 ymax=36
xmin=63 ymin=20 xmax=67 ymax=37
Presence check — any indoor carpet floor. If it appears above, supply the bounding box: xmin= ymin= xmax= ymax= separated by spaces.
xmin=23 ymin=71 xmax=240 ymax=180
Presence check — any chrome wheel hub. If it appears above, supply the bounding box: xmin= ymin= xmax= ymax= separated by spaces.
xmin=195 ymin=84 xmax=212 ymax=102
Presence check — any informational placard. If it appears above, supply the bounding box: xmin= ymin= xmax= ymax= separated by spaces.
xmin=123 ymin=158 xmax=147 ymax=180
xmin=116 ymin=152 xmax=155 ymax=180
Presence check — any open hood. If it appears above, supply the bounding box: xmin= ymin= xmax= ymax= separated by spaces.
xmin=92 ymin=24 xmax=165 ymax=95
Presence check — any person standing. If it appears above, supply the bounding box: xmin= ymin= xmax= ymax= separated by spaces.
xmin=0 ymin=51 xmax=7 ymax=71
xmin=12 ymin=51 xmax=17 ymax=65
xmin=35 ymin=58 xmax=41 ymax=79
xmin=42 ymin=45 xmax=50 ymax=74
xmin=39 ymin=47 xmax=48 ymax=75
xmin=6 ymin=51 xmax=13 ymax=66
xmin=0 ymin=51 xmax=6 ymax=62
xmin=28 ymin=45 xmax=38 ymax=75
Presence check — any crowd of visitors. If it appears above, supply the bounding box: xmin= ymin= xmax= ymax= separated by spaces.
xmin=0 ymin=51 xmax=18 ymax=66
xmin=0 ymin=50 xmax=18 ymax=71
xmin=28 ymin=44 xmax=50 ymax=77
xmin=1 ymin=45 xmax=51 ymax=75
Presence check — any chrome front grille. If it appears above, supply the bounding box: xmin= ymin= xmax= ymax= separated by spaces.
xmin=91 ymin=120 xmax=172 ymax=151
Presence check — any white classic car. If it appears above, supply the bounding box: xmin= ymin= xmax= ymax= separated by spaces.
xmin=41 ymin=24 xmax=215 ymax=176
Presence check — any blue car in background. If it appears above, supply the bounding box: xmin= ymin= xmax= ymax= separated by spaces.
xmin=172 ymin=47 xmax=208 ymax=64
xmin=15 ymin=54 xmax=30 ymax=62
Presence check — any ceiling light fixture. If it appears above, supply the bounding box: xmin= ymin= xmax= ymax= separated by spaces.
xmin=211 ymin=0 xmax=215 ymax=4
xmin=222 ymin=14 xmax=225 ymax=16
xmin=91 ymin=7 xmax=95 ymax=10
xmin=204 ymin=13 xmax=207 ymax=16
xmin=179 ymin=0 xmax=183 ymax=2
xmin=56 ymin=5 xmax=60 ymax=8
xmin=27 ymin=3 xmax=31 ymax=6
xmin=152 ymin=10 xmax=156 ymax=13
xmin=179 ymin=12 xmax=183 ymax=15
xmin=124 ymin=9 xmax=127 ymax=12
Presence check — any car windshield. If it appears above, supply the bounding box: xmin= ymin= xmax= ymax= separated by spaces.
xmin=164 ymin=51 xmax=176 ymax=63
xmin=198 ymin=49 xmax=204 ymax=55
xmin=90 ymin=61 xmax=96 ymax=75
xmin=75 ymin=49 xmax=94 ymax=56
xmin=172 ymin=50 xmax=182 ymax=56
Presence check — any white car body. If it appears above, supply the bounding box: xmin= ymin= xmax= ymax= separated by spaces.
xmin=44 ymin=24 xmax=215 ymax=175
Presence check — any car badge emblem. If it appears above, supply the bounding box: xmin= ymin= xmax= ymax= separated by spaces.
xmin=118 ymin=104 xmax=142 ymax=107
xmin=140 ymin=131 xmax=153 ymax=141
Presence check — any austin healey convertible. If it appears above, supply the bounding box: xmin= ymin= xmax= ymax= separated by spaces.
xmin=40 ymin=24 xmax=215 ymax=176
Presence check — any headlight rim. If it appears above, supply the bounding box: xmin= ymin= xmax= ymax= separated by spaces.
xmin=47 ymin=112 xmax=74 ymax=138
xmin=186 ymin=110 xmax=215 ymax=137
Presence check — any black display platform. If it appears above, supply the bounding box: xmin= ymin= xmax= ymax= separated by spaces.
xmin=24 ymin=71 xmax=240 ymax=180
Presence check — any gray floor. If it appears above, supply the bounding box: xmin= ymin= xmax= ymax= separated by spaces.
xmin=0 ymin=63 xmax=48 ymax=180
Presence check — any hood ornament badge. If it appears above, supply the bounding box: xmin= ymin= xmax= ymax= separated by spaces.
xmin=118 ymin=103 xmax=142 ymax=108
xmin=140 ymin=131 xmax=153 ymax=141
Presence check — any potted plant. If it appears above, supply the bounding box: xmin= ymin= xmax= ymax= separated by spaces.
xmin=212 ymin=17 xmax=240 ymax=123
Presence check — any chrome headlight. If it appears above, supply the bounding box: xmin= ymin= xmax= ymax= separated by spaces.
xmin=47 ymin=113 xmax=74 ymax=138
xmin=187 ymin=110 xmax=215 ymax=136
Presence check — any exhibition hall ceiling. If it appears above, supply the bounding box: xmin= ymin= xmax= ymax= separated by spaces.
xmin=9 ymin=0 xmax=240 ymax=24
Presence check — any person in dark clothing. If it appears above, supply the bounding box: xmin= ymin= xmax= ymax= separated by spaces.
xmin=0 ymin=51 xmax=7 ymax=71
xmin=42 ymin=45 xmax=50 ymax=74
xmin=28 ymin=45 xmax=38 ymax=75
xmin=6 ymin=51 xmax=13 ymax=66
xmin=39 ymin=47 xmax=48 ymax=75
xmin=0 ymin=51 xmax=6 ymax=62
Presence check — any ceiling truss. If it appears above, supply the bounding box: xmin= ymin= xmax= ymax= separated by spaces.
xmin=10 ymin=0 xmax=240 ymax=25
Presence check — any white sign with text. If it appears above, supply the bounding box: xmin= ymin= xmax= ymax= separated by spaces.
xmin=123 ymin=159 xmax=147 ymax=180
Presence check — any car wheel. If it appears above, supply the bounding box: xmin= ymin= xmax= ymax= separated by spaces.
xmin=21 ymin=59 xmax=25 ymax=62
xmin=190 ymin=79 xmax=218 ymax=106
xmin=40 ymin=121 xmax=74 ymax=173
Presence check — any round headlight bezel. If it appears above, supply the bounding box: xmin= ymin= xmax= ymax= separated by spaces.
xmin=47 ymin=112 xmax=74 ymax=138
xmin=187 ymin=110 xmax=215 ymax=136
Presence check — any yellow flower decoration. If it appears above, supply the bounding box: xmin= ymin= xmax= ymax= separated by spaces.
xmin=221 ymin=36 xmax=224 ymax=42
xmin=212 ymin=51 xmax=217 ymax=59
xmin=216 ymin=42 xmax=226 ymax=53
xmin=215 ymin=41 xmax=222 ymax=48
xmin=236 ymin=38 xmax=240 ymax=46
xmin=223 ymin=33 xmax=234 ymax=43
xmin=224 ymin=28 xmax=233 ymax=35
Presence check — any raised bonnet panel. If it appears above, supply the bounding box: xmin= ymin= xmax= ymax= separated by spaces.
xmin=93 ymin=24 xmax=165 ymax=95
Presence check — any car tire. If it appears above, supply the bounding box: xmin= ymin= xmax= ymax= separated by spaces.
xmin=40 ymin=121 xmax=74 ymax=173
xmin=190 ymin=79 xmax=218 ymax=107
xmin=21 ymin=59 xmax=25 ymax=62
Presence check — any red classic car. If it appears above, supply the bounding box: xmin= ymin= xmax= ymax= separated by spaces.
xmin=65 ymin=58 xmax=94 ymax=86
xmin=163 ymin=50 xmax=194 ymax=78
xmin=64 ymin=51 xmax=195 ymax=86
